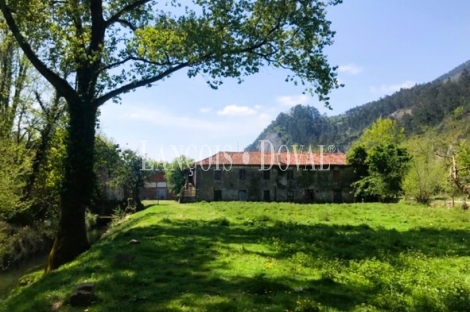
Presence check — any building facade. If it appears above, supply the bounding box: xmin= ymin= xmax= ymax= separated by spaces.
xmin=189 ymin=152 xmax=356 ymax=203
xmin=140 ymin=171 xmax=176 ymax=200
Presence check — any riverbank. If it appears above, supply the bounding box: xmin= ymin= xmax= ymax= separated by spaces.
xmin=0 ymin=253 xmax=47 ymax=301
xmin=0 ymin=221 xmax=55 ymax=272
xmin=0 ymin=226 xmax=107 ymax=301
xmin=2 ymin=201 xmax=470 ymax=311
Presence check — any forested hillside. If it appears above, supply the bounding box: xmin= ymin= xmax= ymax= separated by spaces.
xmin=246 ymin=62 xmax=470 ymax=152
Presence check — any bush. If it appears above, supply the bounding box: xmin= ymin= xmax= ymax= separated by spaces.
xmin=0 ymin=223 xmax=55 ymax=271
xmin=110 ymin=207 xmax=127 ymax=227
xmin=85 ymin=210 xmax=98 ymax=230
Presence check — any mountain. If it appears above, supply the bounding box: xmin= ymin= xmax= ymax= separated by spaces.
xmin=435 ymin=60 xmax=470 ymax=82
xmin=246 ymin=60 xmax=470 ymax=152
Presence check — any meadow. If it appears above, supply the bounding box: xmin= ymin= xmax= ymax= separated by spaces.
xmin=2 ymin=201 xmax=470 ymax=311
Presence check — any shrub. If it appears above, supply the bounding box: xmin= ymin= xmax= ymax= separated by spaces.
xmin=110 ymin=207 xmax=127 ymax=227
xmin=85 ymin=210 xmax=98 ymax=230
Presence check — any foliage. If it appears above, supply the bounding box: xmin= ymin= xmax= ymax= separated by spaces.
xmin=84 ymin=210 xmax=98 ymax=230
xmin=247 ymin=64 xmax=470 ymax=152
xmin=347 ymin=119 xmax=411 ymax=202
xmin=0 ymin=221 xmax=55 ymax=272
xmin=247 ymin=105 xmax=330 ymax=151
xmin=455 ymin=143 xmax=470 ymax=185
xmin=0 ymin=138 xmax=32 ymax=220
xmin=24 ymin=125 xmax=68 ymax=224
xmin=110 ymin=149 xmax=156 ymax=210
xmin=110 ymin=206 xmax=127 ymax=228
xmin=0 ymin=21 xmax=61 ymax=222
xmin=448 ymin=142 xmax=470 ymax=198
xmin=164 ymin=155 xmax=194 ymax=195
xmin=352 ymin=144 xmax=411 ymax=202
xmin=1 ymin=0 xmax=342 ymax=105
xmin=1 ymin=0 xmax=344 ymax=269
xmin=346 ymin=145 xmax=368 ymax=177
xmin=93 ymin=135 xmax=124 ymax=202
xmin=402 ymin=136 xmax=448 ymax=203
xmin=3 ymin=201 xmax=470 ymax=311
xmin=0 ymin=22 xmax=69 ymax=274
xmin=352 ymin=118 xmax=405 ymax=149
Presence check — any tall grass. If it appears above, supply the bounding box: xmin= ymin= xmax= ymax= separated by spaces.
xmin=2 ymin=201 xmax=470 ymax=311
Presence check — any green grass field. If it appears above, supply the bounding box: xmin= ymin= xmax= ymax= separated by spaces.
xmin=2 ymin=201 xmax=470 ymax=311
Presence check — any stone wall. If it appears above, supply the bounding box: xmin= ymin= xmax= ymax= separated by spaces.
xmin=194 ymin=164 xmax=356 ymax=203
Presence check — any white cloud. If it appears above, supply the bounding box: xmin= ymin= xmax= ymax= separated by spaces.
xmin=370 ymin=80 xmax=415 ymax=94
xmin=199 ymin=107 xmax=211 ymax=113
xmin=217 ymin=105 xmax=256 ymax=116
xmin=338 ymin=63 xmax=364 ymax=75
xmin=102 ymin=103 xmax=268 ymax=136
xmin=99 ymin=103 xmax=278 ymax=161
xmin=276 ymin=95 xmax=309 ymax=107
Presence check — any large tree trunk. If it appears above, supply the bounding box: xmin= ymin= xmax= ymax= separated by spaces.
xmin=46 ymin=100 xmax=97 ymax=272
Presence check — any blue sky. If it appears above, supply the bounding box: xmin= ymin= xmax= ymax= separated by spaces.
xmin=99 ymin=0 xmax=470 ymax=162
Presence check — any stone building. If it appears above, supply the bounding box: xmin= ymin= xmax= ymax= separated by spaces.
xmin=187 ymin=151 xmax=356 ymax=203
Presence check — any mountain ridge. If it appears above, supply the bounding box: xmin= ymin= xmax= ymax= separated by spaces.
xmin=245 ymin=60 xmax=470 ymax=152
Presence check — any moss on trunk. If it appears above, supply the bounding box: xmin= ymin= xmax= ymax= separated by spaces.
xmin=45 ymin=100 xmax=96 ymax=272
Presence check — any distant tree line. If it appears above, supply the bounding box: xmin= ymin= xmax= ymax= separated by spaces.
xmin=246 ymin=70 xmax=470 ymax=151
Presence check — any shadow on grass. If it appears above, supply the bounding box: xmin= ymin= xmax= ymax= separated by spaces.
xmin=3 ymin=214 xmax=470 ymax=311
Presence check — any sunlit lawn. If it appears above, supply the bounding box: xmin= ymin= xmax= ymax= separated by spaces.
xmin=2 ymin=200 xmax=470 ymax=311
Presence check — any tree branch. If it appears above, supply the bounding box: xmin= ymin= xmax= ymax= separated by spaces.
xmin=98 ymin=54 xmax=175 ymax=75
xmin=34 ymin=91 xmax=47 ymax=112
xmin=0 ymin=0 xmax=77 ymax=103
xmin=95 ymin=2 xmax=286 ymax=107
xmin=94 ymin=62 xmax=189 ymax=106
xmin=98 ymin=56 xmax=135 ymax=73
xmin=89 ymin=0 xmax=105 ymax=54
xmin=113 ymin=19 xmax=138 ymax=31
xmin=105 ymin=0 xmax=152 ymax=29
xmin=69 ymin=0 xmax=84 ymax=44
xmin=96 ymin=16 xmax=282 ymax=107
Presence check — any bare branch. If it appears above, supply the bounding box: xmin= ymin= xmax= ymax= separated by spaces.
xmin=34 ymin=91 xmax=47 ymax=112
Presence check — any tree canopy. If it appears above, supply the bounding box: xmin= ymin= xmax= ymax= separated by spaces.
xmin=1 ymin=0 xmax=343 ymax=270
xmin=402 ymin=136 xmax=447 ymax=204
xmin=347 ymin=119 xmax=411 ymax=202
xmin=165 ymin=155 xmax=194 ymax=195
xmin=0 ymin=0 xmax=342 ymax=107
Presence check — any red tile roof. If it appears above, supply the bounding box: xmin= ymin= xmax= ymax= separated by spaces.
xmin=195 ymin=151 xmax=347 ymax=167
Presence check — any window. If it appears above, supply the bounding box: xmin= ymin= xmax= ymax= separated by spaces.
xmin=214 ymin=170 xmax=222 ymax=180
xmin=305 ymin=189 xmax=315 ymax=202
xmin=239 ymin=169 xmax=246 ymax=180
xmin=263 ymin=170 xmax=270 ymax=180
xmin=239 ymin=190 xmax=247 ymax=201
xmin=333 ymin=169 xmax=340 ymax=182
xmin=214 ymin=189 xmax=222 ymax=201
xmin=287 ymin=189 xmax=294 ymax=201
xmin=287 ymin=170 xmax=294 ymax=180
xmin=263 ymin=190 xmax=270 ymax=201
xmin=333 ymin=189 xmax=342 ymax=203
